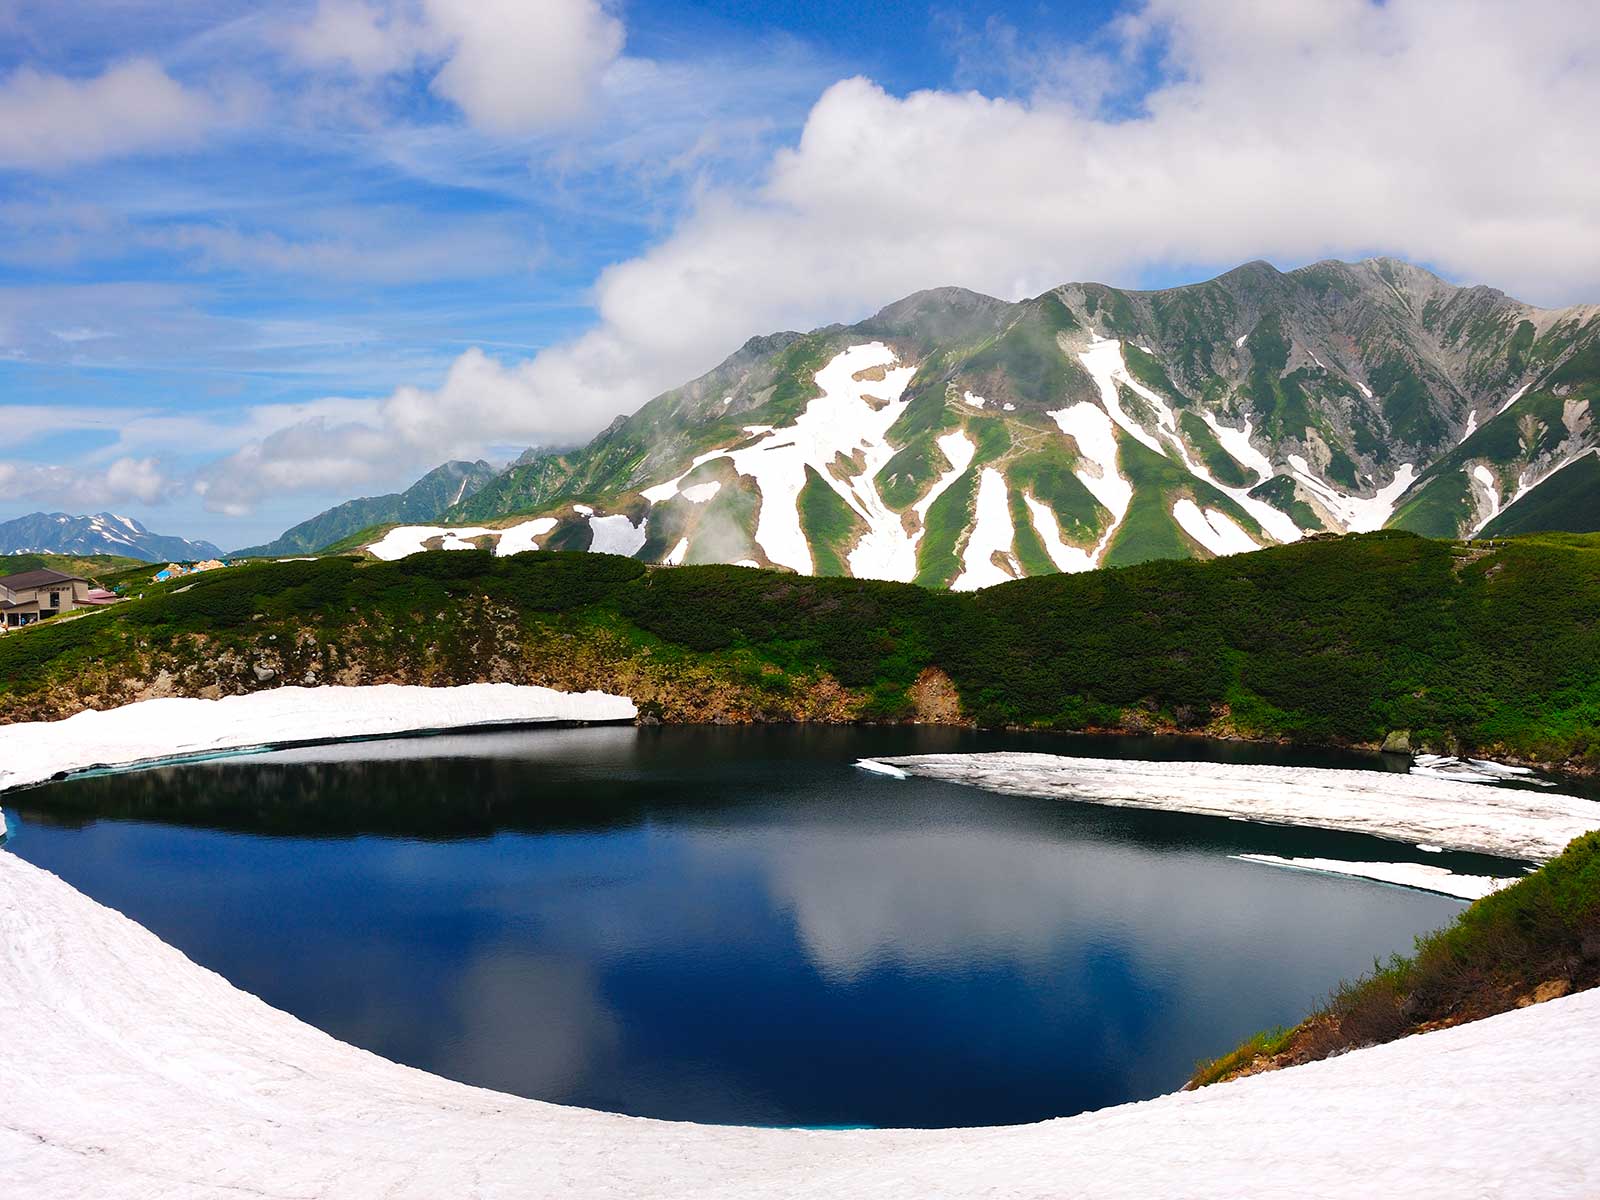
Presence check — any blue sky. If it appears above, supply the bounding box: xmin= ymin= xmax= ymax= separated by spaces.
xmin=2 ymin=0 xmax=1597 ymax=549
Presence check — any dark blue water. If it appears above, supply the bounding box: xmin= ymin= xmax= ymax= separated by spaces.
xmin=1 ymin=724 xmax=1475 ymax=1128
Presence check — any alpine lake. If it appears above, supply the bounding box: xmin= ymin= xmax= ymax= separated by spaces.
xmin=2 ymin=724 xmax=1499 ymax=1129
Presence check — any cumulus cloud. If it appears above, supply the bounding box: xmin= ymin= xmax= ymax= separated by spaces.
xmin=0 ymin=456 xmax=174 ymax=506
xmin=288 ymin=0 xmax=623 ymax=132
xmin=0 ymin=59 xmax=217 ymax=169
xmin=159 ymin=0 xmax=1600 ymax=513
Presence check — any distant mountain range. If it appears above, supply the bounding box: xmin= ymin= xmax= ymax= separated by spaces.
xmin=232 ymin=460 xmax=495 ymax=557
xmin=0 ymin=512 xmax=223 ymax=563
xmin=249 ymin=257 xmax=1600 ymax=582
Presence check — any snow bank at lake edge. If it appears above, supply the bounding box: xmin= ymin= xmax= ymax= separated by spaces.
xmin=0 ymin=684 xmax=637 ymax=795
xmin=871 ymin=752 xmax=1600 ymax=860
xmin=1 ymin=850 xmax=1596 ymax=1198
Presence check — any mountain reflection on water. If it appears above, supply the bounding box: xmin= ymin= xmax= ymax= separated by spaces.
xmin=6 ymin=724 xmax=1467 ymax=1128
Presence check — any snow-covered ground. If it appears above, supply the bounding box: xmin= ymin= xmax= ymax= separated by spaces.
xmin=1046 ymin=400 xmax=1132 ymax=569
xmin=1172 ymin=498 xmax=1258 ymax=556
xmin=1469 ymin=464 xmax=1502 ymax=535
xmin=367 ymin=524 xmax=496 ymax=560
xmin=1287 ymin=456 xmax=1418 ymax=533
xmin=1075 ymin=337 xmax=1304 ymax=548
xmin=0 ymin=685 xmax=637 ymax=794
xmin=637 ymin=343 xmax=919 ymax=579
xmin=868 ymin=753 xmax=1600 ymax=860
xmin=588 ymin=513 xmax=648 ymax=557
xmin=493 ymin=516 xmax=559 ymax=557
xmin=1233 ymin=854 xmax=1522 ymax=901
xmin=1410 ymin=754 xmax=1551 ymax=786
xmin=1 ymin=849 xmax=1595 ymax=1198
xmin=950 ymin=468 xmax=1016 ymax=590
xmin=910 ymin=431 xmax=976 ymax=530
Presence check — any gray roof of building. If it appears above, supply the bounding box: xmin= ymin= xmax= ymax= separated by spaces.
xmin=0 ymin=568 xmax=88 ymax=591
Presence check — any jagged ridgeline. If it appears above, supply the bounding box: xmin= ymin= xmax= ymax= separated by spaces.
xmin=260 ymin=258 xmax=1600 ymax=584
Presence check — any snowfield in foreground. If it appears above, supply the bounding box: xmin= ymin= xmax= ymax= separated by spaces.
xmin=0 ymin=851 xmax=1596 ymax=1198
xmin=869 ymin=753 xmax=1600 ymax=860
xmin=0 ymin=684 xmax=637 ymax=794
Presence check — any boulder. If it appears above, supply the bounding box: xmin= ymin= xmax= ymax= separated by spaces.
xmin=1380 ymin=729 xmax=1412 ymax=754
xmin=1515 ymin=979 xmax=1572 ymax=1008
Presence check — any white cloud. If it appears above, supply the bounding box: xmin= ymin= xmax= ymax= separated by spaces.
xmin=0 ymin=59 xmax=217 ymax=169
xmin=0 ymin=455 xmax=174 ymax=506
xmin=287 ymin=0 xmax=434 ymax=78
xmin=194 ymin=0 xmax=1600 ymax=515
xmin=288 ymin=0 xmax=624 ymax=133
xmin=29 ymin=0 xmax=1600 ymax=523
xmin=425 ymin=0 xmax=624 ymax=133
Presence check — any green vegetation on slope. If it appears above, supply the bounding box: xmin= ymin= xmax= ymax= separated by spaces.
xmin=914 ymin=467 xmax=977 ymax=588
xmin=1482 ymin=453 xmax=1600 ymax=537
xmin=878 ymin=431 xmax=949 ymax=511
xmin=1006 ymin=444 xmax=1105 ymax=546
xmin=1103 ymin=429 xmax=1265 ymax=567
xmin=947 ymin=292 xmax=1082 ymax=409
xmin=1248 ymin=475 xmax=1326 ymax=532
xmin=1192 ymin=831 xmax=1600 ymax=1088
xmin=6 ymin=531 xmax=1600 ymax=768
xmin=798 ymin=466 xmax=865 ymax=576
xmin=1390 ymin=468 xmax=1474 ymax=538
xmin=1179 ymin=411 xmax=1254 ymax=487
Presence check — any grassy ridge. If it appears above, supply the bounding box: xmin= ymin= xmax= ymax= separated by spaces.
xmin=2 ymin=531 xmax=1599 ymax=766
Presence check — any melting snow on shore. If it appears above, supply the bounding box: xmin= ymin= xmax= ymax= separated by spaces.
xmin=867 ymin=752 xmax=1600 ymax=860
xmin=0 ymin=685 xmax=637 ymax=794
xmin=1233 ymin=855 xmax=1522 ymax=901
xmin=1 ymin=849 xmax=1596 ymax=1197
xmin=1411 ymin=754 xmax=1551 ymax=786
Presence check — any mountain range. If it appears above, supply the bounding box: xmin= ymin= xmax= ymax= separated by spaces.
xmin=0 ymin=512 xmax=223 ymax=564
xmin=232 ymin=460 xmax=495 ymax=557
xmin=251 ymin=256 xmax=1600 ymax=584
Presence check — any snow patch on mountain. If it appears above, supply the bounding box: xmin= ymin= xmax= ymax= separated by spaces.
xmin=588 ymin=514 xmax=647 ymax=557
xmin=1078 ymin=337 xmax=1168 ymax=455
xmin=951 ymin=468 xmax=1016 ymax=591
xmin=1172 ymin=499 xmax=1259 ymax=556
xmin=1024 ymin=495 xmax=1098 ymax=573
xmin=367 ymin=525 xmax=494 ymax=561
xmin=494 ymin=517 xmax=558 ymax=556
xmin=1469 ymin=465 xmax=1501 ymax=535
xmin=1199 ymin=413 xmax=1270 ymax=485
xmin=1288 ymin=457 xmax=1417 ymax=532
xmin=1048 ymin=401 xmax=1132 ymax=568
xmin=639 ymin=343 xmax=916 ymax=578
xmin=680 ymin=481 xmax=721 ymax=504
xmin=911 ymin=431 xmax=976 ymax=525
xmin=1497 ymin=383 xmax=1531 ymax=416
